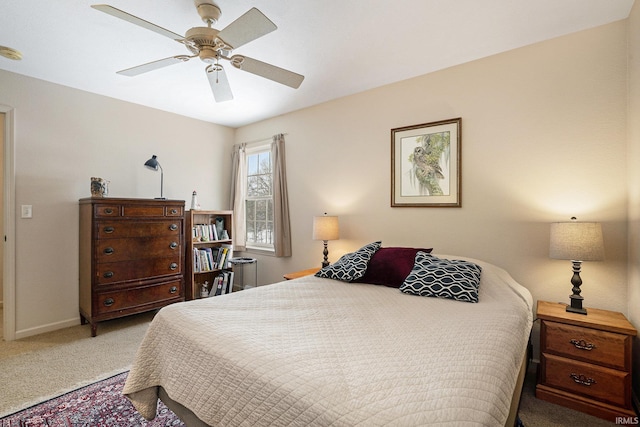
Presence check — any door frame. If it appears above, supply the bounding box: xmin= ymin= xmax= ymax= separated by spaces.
xmin=1 ymin=105 xmax=16 ymax=341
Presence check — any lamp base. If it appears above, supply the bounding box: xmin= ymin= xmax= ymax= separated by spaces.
xmin=154 ymin=197 xmax=166 ymax=200
xmin=565 ymin=260 xmax=588 ymax=315
xmin=321 ymin=240 xmax=329 ymax=268
xmin=566 ymin=304 xmax=587 ymax=315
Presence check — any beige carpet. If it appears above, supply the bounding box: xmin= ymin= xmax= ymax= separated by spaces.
xmin=0 ymin=310 xmax=617 ymax=425
xmin=0 ymin=311 xmax=154 ymax=417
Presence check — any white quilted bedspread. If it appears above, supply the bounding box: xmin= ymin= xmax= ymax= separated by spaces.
xmin=124 ymin=256 xmax=533 ymax=426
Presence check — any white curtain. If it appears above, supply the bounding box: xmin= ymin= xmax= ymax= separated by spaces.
xmin=230 ymin=143 xmax=247 ymax=251
xmin=271 ymin=134 xmax=292 ymax=257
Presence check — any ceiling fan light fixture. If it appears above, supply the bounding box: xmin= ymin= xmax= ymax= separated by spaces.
xmin=199 ymin=48 xmax=219 ymax=64
xmin=0 ymin=46 xmax=23 ymax=61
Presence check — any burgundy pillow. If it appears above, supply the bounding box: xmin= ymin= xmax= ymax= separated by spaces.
xmin=355 ymin=247 xmax=433 ymax=288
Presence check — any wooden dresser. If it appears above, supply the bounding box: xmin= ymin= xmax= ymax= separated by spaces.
xmin=536 ymin=300 xmax=637 ymax=422
xmin=79 ymin=197 xmax=185 ymax=336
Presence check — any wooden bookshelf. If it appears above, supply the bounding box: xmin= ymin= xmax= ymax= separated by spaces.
xmin=186 ymin=210 xmax=233 ymax=299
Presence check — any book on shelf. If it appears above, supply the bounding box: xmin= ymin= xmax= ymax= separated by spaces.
xmin=217 ymin=243 xmax=234 ymax=269
xmin=192 ymin=224 xmax=219 ymax=242
xmin=208 ymin=271 xmax=234 ymax=297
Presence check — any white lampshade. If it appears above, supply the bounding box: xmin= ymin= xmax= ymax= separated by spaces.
xmin=312 ymin=215 xmax=339 ymax=241
xmin=549 ymin=220 xmax=604 ymax=262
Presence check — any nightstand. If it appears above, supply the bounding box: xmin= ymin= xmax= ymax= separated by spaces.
xmin=283 ymin=267 xmax=320 ymax=280
xmin=535 ymin=300 xmax=637 ymax=422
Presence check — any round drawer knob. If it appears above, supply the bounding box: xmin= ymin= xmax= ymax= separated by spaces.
xmin=103 ymin=271 xmax=114 ymax=279
xmin=104 ymin=247 xmax=114 ymax=255
xmin=103 ymin=298 xmax=115 ymax=307
xmin=169 ymin=224 xmax=178 ymax=231
xmin=170 ymin=209 xmax=178 ymax=214
xmin=170 ymin=286 xmax=178 ymax=294
xmin=104 ymin=226 xmax=115 ymax=234
xmin=104 ymin=208 xmax=114 ymax=215
xmin=169 ymin=242 xmax=178 ymax=249
xmin=170 ymin=262 xmax=178 ymax=270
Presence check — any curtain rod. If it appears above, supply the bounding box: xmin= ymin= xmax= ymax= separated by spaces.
xmin=241 ymin=133 xmax=288 ymax=146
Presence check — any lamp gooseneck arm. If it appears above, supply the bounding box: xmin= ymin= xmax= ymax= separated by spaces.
xmin=159 ymin=163 xmax=164 ymax=199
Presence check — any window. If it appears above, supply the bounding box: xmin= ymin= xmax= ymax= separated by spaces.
xmin=245 ymin=147 xmax=274 ymax=250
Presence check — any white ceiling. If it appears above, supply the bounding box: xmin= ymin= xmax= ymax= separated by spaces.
xmin=0 ymin=0 xmax=634 ymax=128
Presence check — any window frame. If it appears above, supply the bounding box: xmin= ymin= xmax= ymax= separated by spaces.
xmin=244 ymin=144 xmax=275 ymax=252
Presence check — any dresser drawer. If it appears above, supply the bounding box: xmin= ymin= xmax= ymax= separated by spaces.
xmin=95 ymin=280 xmax=182 ymax=315
xmin=96 ymin=257 xmax=182 ymax=284
xmin=541 ymin=353 xmax=630 ymax=407
xmin=95 ymin=237 xmax=182 ymax=263
xmin=96 ymin=220 xmax=182 ymax=239
xmin=542 ymin=321 xmax=629 ymax=370
xmin=122 ymin=204 xmax=174 ymax=217
xmin=95 ymin=205 xmax=121 ymax=217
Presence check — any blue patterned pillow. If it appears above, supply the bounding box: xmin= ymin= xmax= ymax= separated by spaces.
xmin=399 ymin=252 xmax=482 ymax=303
xmin=315 ymin=241 xmax=382 ymax=282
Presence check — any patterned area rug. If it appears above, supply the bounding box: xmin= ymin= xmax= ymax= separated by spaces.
xmin=0 ymin=372 xmax=184 ymax=426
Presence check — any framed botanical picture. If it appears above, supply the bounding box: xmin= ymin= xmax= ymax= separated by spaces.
xmin=391 ymin=117 xmax=461 ymax=207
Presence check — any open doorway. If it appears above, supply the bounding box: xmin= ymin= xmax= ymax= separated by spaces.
xmin=0 ymin=112 xmax=3 ymax=339
xmin=1 ymin=106 xmax=15 ymax=341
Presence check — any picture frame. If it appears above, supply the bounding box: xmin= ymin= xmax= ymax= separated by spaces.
xmin=391 ymin=117 xmax=461 ymax=207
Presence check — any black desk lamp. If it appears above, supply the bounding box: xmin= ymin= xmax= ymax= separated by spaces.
xmin=144 ymin=155 xmax=165 ymax=199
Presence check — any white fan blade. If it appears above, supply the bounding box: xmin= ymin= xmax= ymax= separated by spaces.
xmin=230 ymin=55 xmax=304 ymax=89
xmin=206 ymin=65 xmax=233 ymax=102
xmin=91 ymin=4 xmax=184 ymax=41
xmin=217 ymin=8 xmax=276 ymax=49
xmin=117 ymin=56 xmax=190 ymax=76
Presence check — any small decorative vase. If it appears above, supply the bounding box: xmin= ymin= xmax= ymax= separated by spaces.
xmin=90 ymin=177 xmax=109 ymax=197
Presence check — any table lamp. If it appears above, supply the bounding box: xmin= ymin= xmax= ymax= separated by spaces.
xmin=549 ymin=217 xmax=604 ymax=315
xmin=312 ymin=213 xmax=339 ymax=268
xmin=144 ymin=155 xmax=165 ymax=199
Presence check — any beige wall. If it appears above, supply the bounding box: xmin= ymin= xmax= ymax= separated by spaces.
xmin=0 ymin=8 xmax=635 ymax=369
xmin=627 ymin=0 xmax=640 ymax=402
xmin=0 ymin=70 xmax=234 ymax=337
xmin=236 ymin=21 xmax=630 ymax=354
xmin=0 ymin=112 xmax=3 ymax=307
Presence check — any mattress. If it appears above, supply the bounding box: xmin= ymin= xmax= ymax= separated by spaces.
xmin=123 ymin=256 xmax=533 ymax=426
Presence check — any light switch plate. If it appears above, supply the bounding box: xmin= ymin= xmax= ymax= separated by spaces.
xmin=21 ymin=205 xmax=32 ymax=218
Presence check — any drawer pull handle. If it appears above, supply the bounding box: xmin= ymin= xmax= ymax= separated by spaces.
xmin=103 ymin=271 xmax=114 ymax=278
xmin=169 ymin=224 xmax=178 ymax=231
xmin=169 ymin=242 xmax=178 ymax=249
xmin=104 ymin=208 xmax=114 ymax=215
xmin=570 ymin=339 xmax=596 ymax=351
xmin=103 ymin=298 xmax=115 ymax=307
xmin=104 ymin=226 xmax=115 ymax=233
xmin=170 ymin=262 xmax=178 ymax=270
xmin=569 ymin=373 xmax=596 ymax=386
xmin=170 ymin=209 xmax=178 ymax=214
xmin=170 ymin=286 xmax=178 ymax=294
xmin=104 ymin=247 xmax=114 ymax=255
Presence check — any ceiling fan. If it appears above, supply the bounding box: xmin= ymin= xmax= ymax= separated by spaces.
xmin=91 ymin=1 xmax=304 ymax=102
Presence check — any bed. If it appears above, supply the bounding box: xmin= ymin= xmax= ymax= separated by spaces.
xmin=123 ymin=245 xmax=533 ymax=426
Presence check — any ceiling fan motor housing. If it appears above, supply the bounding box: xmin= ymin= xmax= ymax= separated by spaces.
xmin=185 ymin=26 xmax=227 ymax=63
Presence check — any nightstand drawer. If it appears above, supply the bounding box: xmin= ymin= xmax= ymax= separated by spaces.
xmin=541 ymin=353 xmax=630 ymax=407
xmin=542 ymin=321 xmax=629 ymax=370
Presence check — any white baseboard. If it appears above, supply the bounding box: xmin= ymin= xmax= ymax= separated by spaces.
xmin=14 ymin=318 xmax=79 ymax=340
